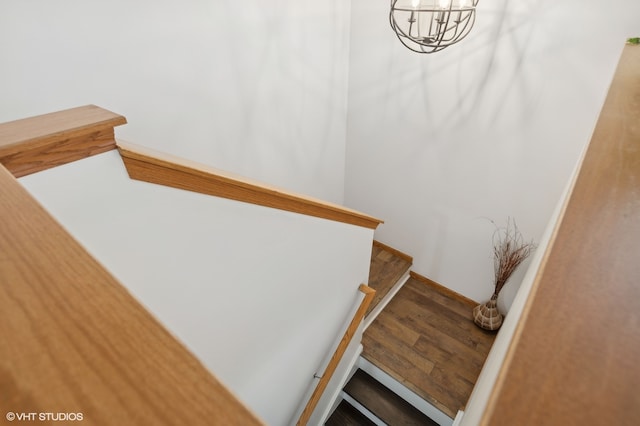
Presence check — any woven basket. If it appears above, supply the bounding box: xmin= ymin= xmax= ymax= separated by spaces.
xmin=473 ymin=296 xmax=503 ymax=331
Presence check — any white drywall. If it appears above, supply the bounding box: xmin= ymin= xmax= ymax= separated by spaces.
xmin=291 ymin=311 xmax=366 ymax=425
xmin=458 ymin=143 xmax=586 ymax=425
xmin=345 ymin=0 xmax=640 ymax=310
xmin=19 ymin=151 xmax=374 ymax=426
xmin=0 ymin=0 xmax=350 ymax=204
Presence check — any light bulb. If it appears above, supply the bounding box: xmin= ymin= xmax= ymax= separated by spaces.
xmin=411 ymin=0 xmax=420 ymax=8
xmin=439 ymin=0 xmax=450 ymax=8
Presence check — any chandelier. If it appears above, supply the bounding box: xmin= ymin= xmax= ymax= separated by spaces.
xmin=390 ymin=0 xmax=479 ymax=53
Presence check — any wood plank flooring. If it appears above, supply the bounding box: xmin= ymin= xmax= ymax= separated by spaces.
xmin=366 ymin=241 xmax=412 ymax=316
xmin=344 ymin=369 xmax=438 ymax=426
xmin=325 ymin=400 xmax=376 ymax=426
xmin=362 ymin=274 xmax=496 ymax=419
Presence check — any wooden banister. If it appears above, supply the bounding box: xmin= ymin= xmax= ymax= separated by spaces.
xmin=0 ymin=162 xmax=263 ymax=425
xmin=0 ymin=105 xmax=378 ymax=425
xmin=117 ymin=140 xmax=384 ymax=229
xmin=0 ymin=105 xmax=126 ymax=177
xmin=481 ymin=44 xmax=640 ymax=425
xmin=296 ymin=284 xmax=376 ymax=426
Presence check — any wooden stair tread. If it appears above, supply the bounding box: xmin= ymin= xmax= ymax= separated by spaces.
xmin=366 ymin=241 xmax=412 ymax=316
xmin=325 ymin=400 xmax=377 ymax=426
xmin=362 ymin=276 xmax=496 ymax=419
xmin=344 ymin=369 xmax=438 ymax=426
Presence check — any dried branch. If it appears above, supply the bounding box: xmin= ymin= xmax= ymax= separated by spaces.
xmin=492 ymin=218 xmax=536 ymax=296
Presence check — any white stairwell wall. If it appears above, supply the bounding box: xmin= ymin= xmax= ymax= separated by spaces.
xmin=294 ymin=314 xmax=368 ymax=425
xmin=345 ymin=0 xmax=640 ymax=312
xmin=19 ymin=151 xmax=375 ymax=426
xmin=0 ymin=0 xmax=351 ymax=205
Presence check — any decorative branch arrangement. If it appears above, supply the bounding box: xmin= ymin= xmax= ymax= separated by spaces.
xmin=492 ymin=218 xmax=536 ymax=298
xmin=473 ymin=218 xmax=536 ymax=331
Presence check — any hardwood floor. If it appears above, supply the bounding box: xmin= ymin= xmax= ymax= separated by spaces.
xmin=325 ymin=400 xmax=377 ymax=426
xmin=344 ymin=369 xmax=438 ymax=426
xmin=366 ymin=241 xmax=412 ymax=316
xmin=362 ymin=273 xmax=496 ymax=419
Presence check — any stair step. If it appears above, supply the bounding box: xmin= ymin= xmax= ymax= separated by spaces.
xmin=362 ymin=274 xmax=497 ymax=419
xmin=325 ymin=399 xmax=377 ymax=426
xmin=366 ymin=241 xmax=412 ymax=317
xmin=344 ymin=369 xmax=438 ymax=426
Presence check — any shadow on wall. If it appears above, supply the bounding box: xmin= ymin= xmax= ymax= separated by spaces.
xmin=455 ymin=1 xmax=557 ymax=129
xmin=381 ymin=0 xmax=554 ymax=142
xmin=215 ymin=1 xmax=349 ymax=199
xmin=461 ymin=0 xmax=548 ymax=127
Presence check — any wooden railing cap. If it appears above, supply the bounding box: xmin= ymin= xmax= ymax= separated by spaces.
xmin=0 ymin=105 xmax=127 ymax=177
xmin=0 ymin=104 xmax=126 ymax=152
xmin=117 ymin=140 xmax=384 ymax=230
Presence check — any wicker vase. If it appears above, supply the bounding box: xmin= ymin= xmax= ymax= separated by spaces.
xmin=473 ymin=293 xmax=503 ymax=331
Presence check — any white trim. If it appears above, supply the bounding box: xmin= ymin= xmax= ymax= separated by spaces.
xmin=452 ymin=410 xmax=464 ymax=426
xmin=363 ymin=269 xmax=411 ymax=330
xmin=340 ymin=391 xmax=387 ymax=426
xmin=357 ymin=357 xmax=453 ymax=426
xmin=289 ymin=290 xmax=369 ymax=426
xmin=458 ymin=142 xmax=587 ymax=426
xmin=316 ymin=343 xmax=364 ymax=425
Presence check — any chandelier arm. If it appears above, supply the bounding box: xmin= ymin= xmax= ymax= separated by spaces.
xmin=439 ymin=13 xmax=472 ymax=44
xmin=389 ymin=8 xmax=429 ymax=53
xmin=444 ymin=11 xmax=475 ymax=44
xmin=389 ymin=0 xmax=480 ymax=54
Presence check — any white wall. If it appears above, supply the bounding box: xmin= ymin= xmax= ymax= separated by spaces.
xmin=345 ymin=0 xmax=640 ymax=309
xmin=0 ymin=0 xmax=350 ymax=204
xmin=459 ymin=149 xmax=583 ymax=425
xmin=19 ymin=151 xmax=374 ymax=426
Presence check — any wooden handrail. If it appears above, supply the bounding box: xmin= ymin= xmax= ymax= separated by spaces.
xmin=296 ymin=284 xmax=376 ymax=426
xmin=0 ymin=105 xmax=126 ymax=177
xmin=0 ymin=106 xmax=378 ymax=425
xmin=0 ymin=163 xmax=263 ymax=425
xmin=0 ymin=105 xmax=382 ymax=229
xmin=481 ymin=44 xmax=640 ymax=425
xmin=117 ymin=140 xmax=384 ymax=229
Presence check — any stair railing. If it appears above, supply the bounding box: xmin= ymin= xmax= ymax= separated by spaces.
xmin=0 ymin=104 xmax=126 ymax=177
xmin=0 ymin=105 xmax=382 ymax=425
xmin=296 ymin=284 xmax=376 ymax=426
xmin=116 ymin=140 xmax=383 ymax=230
xmin=0 ymin=106 xmax=263 ymax=425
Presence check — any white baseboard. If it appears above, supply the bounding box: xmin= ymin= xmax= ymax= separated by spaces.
xmin=357 ymin=357 xmax=453 ymax=426
xmin=452 ymin=410 xmax=464 ymax=426
xmin=315 ymin=343 xmax=364 ymax=425
xmin=340 ymin=390 xmax=386 ymax=426
xmin=363 ymin=269 xmax=410 ymax=330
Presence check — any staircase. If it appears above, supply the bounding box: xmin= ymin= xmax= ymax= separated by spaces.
xmin=325 ymin=241 xmax=496 ymax=426
xmin=327 ymin=369 xmax=438 ymax=426
xmin=364 ymin=241 xmax=412 ymax=326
